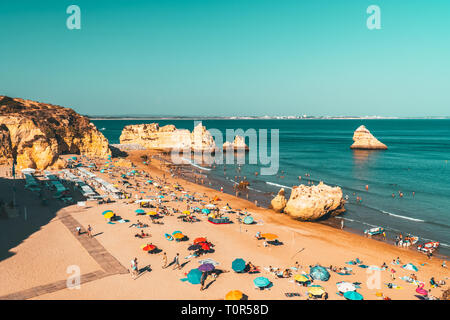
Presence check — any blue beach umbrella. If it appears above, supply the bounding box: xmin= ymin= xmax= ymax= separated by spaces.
xmin=343 ymin=291 xmax=364 ymax=300
xmin=187 ymin=269 xmax=202 ymax=284
xmin=243 ymin=216 xmax=254 ymax=225
xmin=309 ymin=265 xmax=330 ymax=281
xmin=201 ymin=209 xmax=210 ymax=214
xmin=135 ymin=209 xmax=145 ymax=214
xmin=172 ymin=231 xmax=182 ymax=235
xmin=254 ymin=277 xmax=271 ymax=288
xmin=232 ymin=258 xmax=246 ymax=272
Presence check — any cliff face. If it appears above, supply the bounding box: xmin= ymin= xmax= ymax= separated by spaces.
xmin=283 ymin=182 xmax=346 ymax=221
xmin=120 ymin=122 xmax=216 ymax=152
xmin=0 ymin=96 xmax=111 ymax=170
xmin=350 ymin=125 xmax=388 ymax=150
xmin=0 ymin=124 xmax=13 ymax=164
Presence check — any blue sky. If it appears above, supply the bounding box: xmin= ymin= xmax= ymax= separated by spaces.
xmin=1 ymin=0 xmax=449 ymax=116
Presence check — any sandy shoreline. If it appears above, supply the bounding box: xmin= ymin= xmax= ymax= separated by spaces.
xmin=0 ymin=152 xmax=448 ymax=300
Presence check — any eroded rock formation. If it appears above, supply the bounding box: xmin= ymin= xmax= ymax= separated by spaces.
xmin=270 ymin=188 xmax=287 ymax=213
xmin=223 ymin=136 xmax=249 ymax=151
xmin=120 ymin=122 xmax=216 ymax=153
xmin=283 ymin=182 xmax=346 ymax=221
xmin=0 ymin=96 xmax=111 ymax=170
xmin=350 ymin=125 xmax=387 ymax=150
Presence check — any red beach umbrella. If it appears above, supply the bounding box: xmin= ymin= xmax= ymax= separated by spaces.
xmin=194 ymin=237 xmax=207 ymax=245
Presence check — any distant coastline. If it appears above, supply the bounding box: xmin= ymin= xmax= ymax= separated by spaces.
xmin=88 ymin=116 xmax=450 ymax=120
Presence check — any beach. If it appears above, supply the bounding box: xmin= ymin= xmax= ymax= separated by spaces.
xmin=0 ymin=151 xmax=448 ymax=300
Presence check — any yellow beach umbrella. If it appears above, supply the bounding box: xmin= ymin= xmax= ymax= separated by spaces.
xmin=104 ymin=212 xmax=114 ymax=219
xmin=208 ymin=213 xmax=215 ymax=218
xmin=173 ymin=233 xmax=184 ymax=239
xmin=308 ymin=287 xmax=325 ymax=296
xmin=294 ymin=274 xmax=309 ymax=282
xmin=261 ymin=233 xmax=278 ymax=241
xmin=147 ymin=211 xmax=158 ymax=216
xmin=182 ymin=210 xmax=191 ymax=215
xmin=225 ymin=290 xmax=243 ymax=300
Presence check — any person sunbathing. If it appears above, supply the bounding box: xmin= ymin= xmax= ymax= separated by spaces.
xmin=247 ymin=261 xmax=259 ymax=273
xmin=282 ymin=269 xmax=291 ymax=278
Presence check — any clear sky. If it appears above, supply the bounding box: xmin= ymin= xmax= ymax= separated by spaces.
xmin=1 ymin=0 xmax=449 ymax=117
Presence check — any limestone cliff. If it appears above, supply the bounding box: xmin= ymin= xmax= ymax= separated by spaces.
xmin=120 ymin=122 xmax=216 ymax=153
xmin=283 ymin=182 xmax=346 ymax=221
xmin=0 ymin=96 xmax=111 ymax=170
xmin=0 ymin=124 xmax=13 ymax=165
xmin=350 ymin=125 xmax=387 ymax=150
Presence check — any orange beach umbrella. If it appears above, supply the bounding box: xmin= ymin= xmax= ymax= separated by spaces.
xmin=261 ymin=233 xmax=278 ymax=240
xmin=225 ymin=290 xmax=243 ymax=300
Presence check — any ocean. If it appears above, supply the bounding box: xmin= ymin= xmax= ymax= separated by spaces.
xmin=93 ymin=119 xmax=450 ymax=257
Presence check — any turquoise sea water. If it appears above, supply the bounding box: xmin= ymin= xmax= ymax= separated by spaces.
xmin=93 ymin=119 xmax=450 ymax=256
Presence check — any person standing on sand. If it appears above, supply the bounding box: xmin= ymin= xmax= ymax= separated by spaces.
xmin=162 ymin=252 xmax=167 ymax=269
xmin=173 ymin=253 xmax=181 ymax=270
xmin=76 ymin=226 xmax=81 ymax=236
xmin=87 ymin=225 xmax=93 ymax=238
xmin=341 ymin=219 xmax=344 ymax=230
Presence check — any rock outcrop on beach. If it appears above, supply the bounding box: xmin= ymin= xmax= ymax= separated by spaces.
xmin=0 ymin=96 xmax=111 ymax=170
xmin=283 ymin=182 xmax=346 ymax=221
xmin=350 ymin=125 xmax=387 ymax=150
xmin=223 ymin=136 xmax=249 ymax=151
xmin=0 ymin=124 xmax=13 ymax=165
xmin=119 ymin=122 xmax=216 ymax=153
xmin=270 ymin=188 xmax=287 ymax=213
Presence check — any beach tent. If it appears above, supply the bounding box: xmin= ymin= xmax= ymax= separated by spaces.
xmin=308 ymin=286 xmax=325 ymax=296
xmin=336 ymin=282 xmax=356 ymax=293
xmin=187 ymin=269 xmax=202 ymax=284
xmin=309 ymin=265 xmax=330 ymax=281
xmin=232 ymin=258 xmax=246 ymax=272
xmin=243 ymin=216 xmax=254 ymax=225
xmin=253 ymin=277 xmax=271 ymax=288
xmin=198 ymin=263 xmax=215 ymax=272
xmin=343 ymin=291 xmax=363 ymax=300
xmin=402 ymin=263 xmax=419 ymax=272
xmin=225 ymin=290 xmax=243 ymax=300
xmin=261 ymin=233 xmax=278 ymax=241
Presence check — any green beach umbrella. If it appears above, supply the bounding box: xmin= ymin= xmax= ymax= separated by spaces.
xmin=243 ymin=216 xmax=254 ymax=224
xmin=232 ymin=258 xmax=246 ymax=272
xmin=344 ymin=291 xmax=363 ymax=300
xmin=187 ymin=269 xmax=202 ymax=285
xmin=253 ymin=277 xmax=271 ymax=288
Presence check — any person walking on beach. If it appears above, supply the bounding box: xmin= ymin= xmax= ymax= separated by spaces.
xmin=131 ymin=258 xmax=138 ymax=277
xmin=173 ymin=253 xmax=181 ymax=270
xmin=340 ymin=219 xmax=344 ymax=230
xmin=162 ymin=252 xmax=168 ymax=269
xmin=76 ymin=226 xmax=81 ymax=236
xmin=87 ymin=225 xmax=93 ymax=238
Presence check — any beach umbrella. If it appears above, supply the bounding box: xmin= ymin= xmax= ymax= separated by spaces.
xmin=194 ymin=237 xmax=207 ymax=244
xmin=225 ymin=290 xmax=243 ymax=300
xmin=309 ymin=265 xmax=330 ymax=281
xmin=146 ymin=180 xmax=153 ymax=183
xmin=182 ymin=210 xmax=191 ymax=215
xmin=261 ymin=233 xmax=278 ymax=240
xmin=402 ymin=263 xmax=419 ymax=272
xmin=254 ymin=277 xmax=270 ymax=288
xmin=102 ymin=210 xmax=113 ymax=215
xmin=142 ymin=244 xmax=156 ymax=252
xmin=243 ymin=216 xmax=254 ymax=225
xmin=206 ymin=204 xmax=216 ymax=208
xmin=172 ymin=231 xmax=182 ymax=235
xmin=158 ymin=195 xmax=164 ymax=199
xmin=337 ymin=282 xmax=356 ymax=293
xmin=173 ymin=233 xmax=185 ymax=240
xmin=294 ymin=274 xmax=309 ymax=283
xmin=135 ymin=209 xmax=145 ymax=214
xmin=146 ymin=211 xmax=158 ymax=216
xmin=232 ymin=258 xmax=246 ymax=272
xmin=308 ymin=286 xmax=325 ymax=296
xmin=198 ymin=263 xmax=215 ymax=272
xmin=198 ymin=259 xmax=219 ymax=266
xmin=200 ymin=243 xmax=211 ymax=251
xmin=187 ymin=269 xmax=202 ymax=285
xmin=104 ymin=212 xmax=114 ymax=219
xmin=202 ymin=209 xmax=210 ymax=214
xmin=343 ymin=291 xmax=364 ymax=300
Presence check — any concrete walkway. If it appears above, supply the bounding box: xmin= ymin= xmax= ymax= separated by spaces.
xmin=0 ymin=208 xmax=128 ymax=300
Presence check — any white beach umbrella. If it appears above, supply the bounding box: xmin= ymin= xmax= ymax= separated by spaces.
xmin=336 ymin=282 xmax=356 ymax=293
xmin=198 ymin=258 xmax=219 ymax=266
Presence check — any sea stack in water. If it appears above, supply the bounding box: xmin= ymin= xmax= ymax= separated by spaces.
xmin=0 ymin=96 xmax=111 ymax=170
xmin=283 ymin=182 xmax=346 ymax=221
xmin=350 ymin=125 xmax=387 ymax=150
xmin=223 ymin=136 xmax=249 ymax=152
xmin=270 ymin=188 xmax=287 ymax=213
